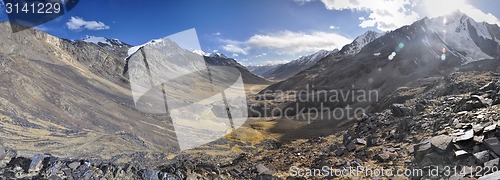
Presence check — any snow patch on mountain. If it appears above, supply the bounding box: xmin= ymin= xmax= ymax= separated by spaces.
xmin=82 ymin=36 xmax=126 ymax=48
xmin=340 ymin=31 xmax=384 ymax=54
xmin=425 ymin=11 xmax=493 ymax=63
xmin=127 ymin=37 xmax=169 ymax=57
xmin=209 ymin=52 xmax=228 ymax=58
xmin=83 ymin=36 xmax=111 ymax=46
xmin=193 ymin=50 xmax=210 ymax=56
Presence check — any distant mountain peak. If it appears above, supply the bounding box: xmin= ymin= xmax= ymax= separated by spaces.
xmin=82 ymin=35 xmax=127 ymax=47
xmin=422 ymin=10 xmax=500 ymax=63
xmin=127 ymin=37 xmax=182 ymax=57
xmin=193 ymin=50 xmax=211 ymax=56
xmin=251 ymin=49 xmax=337 ymax=81
xmin=209 ymin=52 xmax=228 ymax=59
xmin=192 ymin=50 xmax=230 ymax=59
xmin=339 ymin=31 xmax=383 ymax=54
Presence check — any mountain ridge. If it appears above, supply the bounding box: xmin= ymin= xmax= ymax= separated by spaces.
xmin=262 ymin=11 xmax=500 ymax=115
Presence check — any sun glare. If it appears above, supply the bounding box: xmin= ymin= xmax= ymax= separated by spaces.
xmin=423 ymin=0 xmax=467 ymax=18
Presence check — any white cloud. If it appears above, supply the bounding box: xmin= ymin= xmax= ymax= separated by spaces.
xmin=319 ymin=0 xmax=500 ymax=31
xmin=320 ymin=0 xmax=420 ymax=31
xmin=213 ymin=32 xmax=221 ymax=36
xmin=255 ymin=53 xmax=268 ymax=58
xmin=66 ymin=16 xmax=110 ymax=31
xmin=245 ymin=31 xmax=351 ymax=55
xmin=221 ymin=31 xmax=351 ymax=56
xmin=222 ymin=44 xmax=249 ymax=55
xmin=294 ymin=0 xmax=315 ymax=5
xmin=420 ymin=0 xmax=500 ymax=25
xmin=232 ymin=53 xmax=239 ymax=57
xmin=329 ymin=25 xmax=339 ymax=29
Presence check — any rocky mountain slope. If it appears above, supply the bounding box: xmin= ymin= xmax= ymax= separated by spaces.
xmin=263 ymin=11 xmax=500 ymax=115
xmin=260 ymin=50 xmax=338 ymax=81
xmin=203 ymin=53 xmax=271 ymax=84
xmin=247 ymin=64 xmax=283 ymax=77
xmin=250 ymin=31 xmax=382 ymax=82
xmin=3 ymin=71 xmax=500 ymax=179
xmin=3 ymin=11 xmax=500 ymax=180
xmin=127 ymin=41 xmax=269 ymax=85
xmin=0 ymin=22 xmax=179 ymax=160
xmin=339 ymin=30 xmax=383 ymax=55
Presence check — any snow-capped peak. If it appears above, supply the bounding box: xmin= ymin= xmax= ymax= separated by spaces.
xmin=340 ymin=31 xmax=383 ymax=54
xmin=191 ymin=50 xmax=230 ymax=59
xmin=354 ymin=31 xmax=381 ymax=45
xmin=192 ymin=50 xmax=210 ymax=56
xmin=209 ymin=52 xmax=228 ymax=58
xmin=424 ymin=10 xmax=495 ymax=63
xmin=290 ymin=49 xmax=336 ymax=66
xmin=83 ymin=36 xmax=112 ymax=46
xmin=127 ymin=37 xmax=171 ymax=57
xmin=82 ymin=35 xmax=128 ymax=48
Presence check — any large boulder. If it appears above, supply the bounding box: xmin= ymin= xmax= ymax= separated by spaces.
xmin=431 ymin=135 xmax=453 ymax=153
xmin=0 ymin=144 xmax=5 ymax=160
xmin=390 ymin=104 xmax=413 ymax=117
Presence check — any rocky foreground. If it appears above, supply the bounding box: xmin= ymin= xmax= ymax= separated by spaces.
xmin=2 ymin=71 xmax=500 ymax=179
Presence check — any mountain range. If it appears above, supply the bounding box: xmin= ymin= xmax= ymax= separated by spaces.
xmin=264 ymin=11 xmax=500 ymax=114
xmin=0 ymin=21 xmax=266 ymax=160
xmin=248 ymin=31 xmax=383 ymax=81
xmin=2 ymin=10 xmax=500 ymax=179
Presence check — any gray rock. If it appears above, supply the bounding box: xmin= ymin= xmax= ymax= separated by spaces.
xmin=0 ymin=144 xmax=5 ymax=160
xmin=484 ymin=158 xmax=499 ymax=167
xmin=455 ymin=150 xmax=468 ymax=157
xmin=478 ymin=171 xmax=500 ymax=180
xmin=460 ymin=99 xmax=485 ymax=111
xmin=68 ymin=161 xmax=80 ymax=170
xmin=471 ymin=95 xmax=492 ymax=107
xmin=29 ymin=154 xmax=46 ymax=173
xmin=368 ymin=136 xmax=381 ymax=147
xmin=484 ymin=124 xmax=497 ymax=133
xmin=479 ymin=81 xmax=498 ymax=91
xmin=420 ymin=152 xmax=445 ymax=167
xmin=474 ymin=151 xmax=491 ymax=164
xmin=473 ymin=124 xmax=486 ymax=134
xmin=449 ymin=175 xmax=465 ymax=180
xmin=377 ymin=152 xmax=391 ymax=162
xmin=355 ymin=138 xmax=367 ymax=145
xmin=431 ymin=135 xmax=452 ymax=153
xmin=46 ymin=162 xmax=63 ymax=177
xmin=474 ymin=136 xmax=485 ymax=143
xmin=484 ymin=138 xmax=500 ymax=156
xmin=455 ymin=129 xmax=474 ymax=142
xmin=335 ymin=149 xmax=345 ymax=156
xmin=256 ymin=164 xmax=273 ymax=175
xmin=346 ymin=142 xmax=356 ymax=152
xmin=390 ymin=104 xmax=412 ymax=117
xmin=141 ymin=169 xmax=159 ymax=180
xmin=414 ymin=140 xmax=432 ymax=161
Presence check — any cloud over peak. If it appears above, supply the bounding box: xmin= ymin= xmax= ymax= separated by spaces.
xmin=222 ymin=30 xmax=352 ymax=56
xmin=319 ymin=0 xmax=500 ymax=31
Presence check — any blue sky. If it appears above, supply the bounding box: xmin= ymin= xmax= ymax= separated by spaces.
xmin=1 ymin=0 xmax=500 ymax=66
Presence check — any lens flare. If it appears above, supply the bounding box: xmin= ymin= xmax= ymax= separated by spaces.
xmin=395 ymin=42 xmax=405 ymax=52
xmin=442 ymin=48 xmax=446 ymax=53
xmin=398 ymin=43 xmax=405 ymax=49
xmin=391 ymin=52 xmax=397 ymax=56
xmin=441 ymin=54 xmax=446 ymax=61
